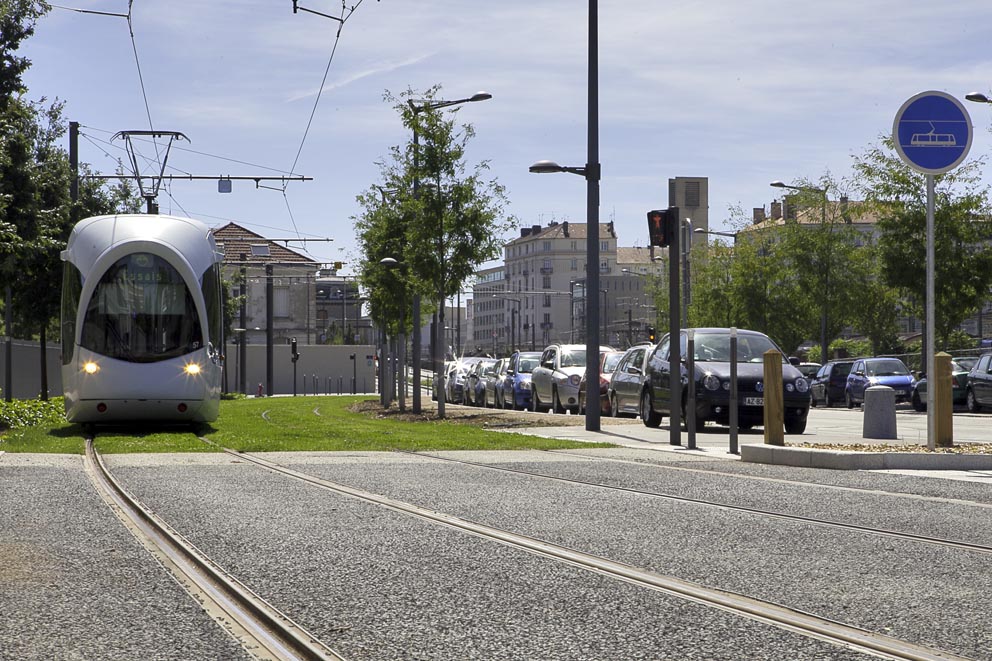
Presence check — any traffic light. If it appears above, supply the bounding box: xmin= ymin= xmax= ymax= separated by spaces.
xmin=647 ymin=326 xmax=657 ymax=343
xmin=646 ymin=209 xmax=673 ymax=247
xmin=291 ymin=337 xmax=299 ymax=362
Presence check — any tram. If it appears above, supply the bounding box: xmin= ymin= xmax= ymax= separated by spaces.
xmin=60 ymin=214 xmax=224 ymax=423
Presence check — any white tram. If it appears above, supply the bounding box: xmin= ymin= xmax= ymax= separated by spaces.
xmin=60 ymin=214 xmax=224 ymax=423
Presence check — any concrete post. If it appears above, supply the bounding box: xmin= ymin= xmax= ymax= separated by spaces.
xmin=863 ymin=386 xmax=897 ymax=440
xmin=934 ymin=352 xmax=953 ymax=447
xmin=763 ymin=349 xmax=784 ymax=446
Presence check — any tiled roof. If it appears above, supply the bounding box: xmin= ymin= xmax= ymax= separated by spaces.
xmin=508 ymin=222 xmax=616 ymax=244
xmin=616 ymin=246 xmax=657 ymax=265
xmin=211 ymin=222 xmax=318 ymax=264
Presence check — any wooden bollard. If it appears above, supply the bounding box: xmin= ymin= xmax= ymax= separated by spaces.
xmin=934 ymin=352 xmax=953 ymax=448
xmin=763 ymin=349 xmax=784 ymax=446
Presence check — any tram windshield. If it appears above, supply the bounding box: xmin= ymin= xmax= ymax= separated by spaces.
xmin=80 ymin=252 xmax=202 ymax=362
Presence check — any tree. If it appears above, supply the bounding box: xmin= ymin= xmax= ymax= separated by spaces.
xmin=354 ymin=86 xmax=515 ymax=415
xmin=851 ymin=136 xmax=992 ymax=347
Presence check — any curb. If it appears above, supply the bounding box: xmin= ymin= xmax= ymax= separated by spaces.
xmin=741 ymin=443 xmax=992 ymax=470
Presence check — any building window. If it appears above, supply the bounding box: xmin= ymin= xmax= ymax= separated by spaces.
xmin=274 ymin=287 xmax=289 ymax=317
xmin=543 ymin=240 xmax=551 ymax=252
xmin=542 ymin=275 xmax=551 ymax=289
xmin=570 ymin=259 xmax=577 ymax=271
xmin=600 ymin=240 xmax=609 ymax=251
xmin=543 ymin=295 xmax=551 ymax=307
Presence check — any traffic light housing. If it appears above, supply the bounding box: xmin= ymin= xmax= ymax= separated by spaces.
xmin=647 ymin=326 xmax=657 ymax=343
xmin=291 ymin=337 xmax=299 ymax=362
xmin=647 ymin=209 xmax=671 ymax=247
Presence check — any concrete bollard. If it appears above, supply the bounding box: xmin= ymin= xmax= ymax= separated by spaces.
xmin=863 ymin=385 xmax=898 ymax=440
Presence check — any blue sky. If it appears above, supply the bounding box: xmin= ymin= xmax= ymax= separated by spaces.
xmin=21 ymin=0 xmax=992 ymax=277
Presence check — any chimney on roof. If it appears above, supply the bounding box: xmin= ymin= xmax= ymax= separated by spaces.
xmin=770 ymin=201 xmax=783 ymax=220
xmin=521 ymin=227 xmax=532 ymax=238
xmin=531 ymin=224 xmax=541 ymax=235
xmin=753 ymin=207 xmax=766 ymax=224
xmin=562 ymin=221 xmax=569 ymax=237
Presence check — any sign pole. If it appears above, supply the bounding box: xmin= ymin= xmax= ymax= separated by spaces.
xmin=926 ymin=174 xmax=935 ymax=450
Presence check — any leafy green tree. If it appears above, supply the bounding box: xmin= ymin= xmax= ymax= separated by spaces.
xmin=354 ymin=86 xmax=515 ymax=416
xmin=851 ymin=136 xmax=992 ymax=347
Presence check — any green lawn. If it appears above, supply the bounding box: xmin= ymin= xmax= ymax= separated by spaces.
xmin=0 ymin=396 xmax=612 ymax=454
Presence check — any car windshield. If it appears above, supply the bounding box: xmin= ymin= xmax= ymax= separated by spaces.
xmin=517 ymin=356 xmax=540 ymax=373
xmin=865 ymin=359 xmax=910 ymax=377
xmin=833 ymin=363 xmax=853 ymax=377
xmin=955 ymin=357 xmax=977 ymax=371
xmin=602 ymin=353 xmax=623 ymax=373
xmin=560 ymin=350 xmax=586 ymax=367
xmin=691 ymin=332 xmax=783 ymax=363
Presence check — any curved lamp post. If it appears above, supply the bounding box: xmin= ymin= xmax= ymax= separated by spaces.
xmin=771 ymin=180 xmax=830 ymax=365
xmin=409 ymin=91 xmax=492 ymax=419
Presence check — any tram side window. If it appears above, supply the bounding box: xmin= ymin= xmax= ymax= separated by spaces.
xmin=200 ymin=262 xmax=223 ymax=356
xmin=61 ymin=263 xmax=83 ymax=365
xmin=80 ymin=253 xmax=202 ymax=362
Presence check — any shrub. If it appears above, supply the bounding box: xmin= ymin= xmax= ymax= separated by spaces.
xmin=0 ymin=398 xmax=66 ymax=430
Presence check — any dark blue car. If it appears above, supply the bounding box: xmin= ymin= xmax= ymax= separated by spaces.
xmin=502 ymin=351 xmax=542 ymax=410
xmin=844 ymin=357 xmax=915 ymax=408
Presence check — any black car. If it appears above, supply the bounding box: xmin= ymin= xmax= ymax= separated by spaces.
xmin=810 ymin=359 xmax=855 ymax=407
xmin=640 ymin=328 xmax=811 ymax=434
xmin=965 ymin=352 xmax=992 ymax=413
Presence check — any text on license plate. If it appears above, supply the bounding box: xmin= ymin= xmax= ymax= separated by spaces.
xmin=744 ymin=397 xmax=764 ymax=406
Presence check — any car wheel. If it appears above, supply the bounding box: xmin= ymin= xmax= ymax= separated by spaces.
xmin=824 ymin=392 xmax=834 ymax=408
xmin=845 ymin=390 xmax=854 ymax=409
xmin=785 ymin=416 xmax=807 ymax=434
xmin=553 ymin=387 xmax=566 ymax=414
xmin=967 ymin=388 xmax=982 ymax=413
xmin=911 ymin=390 xmax=925 ymax=412
xmin=610 ymin=394 xmax=620 ymax=417
xmin=810 ymin=394 xmax=817 ymax=408
xmin=681 ymin=400 xmax=706 ymax=431
xmin=640 ymin=390 xmax=662 ymax=428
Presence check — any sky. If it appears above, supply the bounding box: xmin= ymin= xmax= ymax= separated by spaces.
xmin=20 ymin=0 xmax=992 ymax=283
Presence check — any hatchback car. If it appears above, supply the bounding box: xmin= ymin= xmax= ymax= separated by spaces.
xmin=641 ymin=328 xmax=811 ymax=434
xmin=484 ymin=358 xmax=508 ymax=408
xmin=809 ymin=359 xmax=855 ymax=407
xmin=910 ymin=359 xmax=971 ymax=411
xmin=578 ymin=350 xmax=625 ymax=415
xmin=501 ymin=351 xmax=542 ymax=410
xmin=531 ymin=343 xmax=615 ymax=414
xmin=465 ymin=359 xmax=497 ymax=406
xmin=607 ymin=343 xmax=653 ymax=417
xmin=965 ymin=352 xmax=992 ymax=412
xmin=844 ymin=357 xmax=915 ymax=408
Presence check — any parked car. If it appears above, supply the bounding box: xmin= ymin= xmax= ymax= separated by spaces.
xmin=501 ymin=351 xmax=542 ymax=410
xmin=531 ymin=343 xmax=615 ymax=414
xmin=965 ymin=352 xmax=992 ymax=412
xmin=797 ymin=362 xmax=821 ymax=380
xmin=578 ymin=350 xmax=625 ymax=415
xmin=465 ymin=358 xmax=497 ymax=406
xmin=911 ymin=359 xmax=972 ymax=411
xmin=484 ymin=358 xmax=508 ymax=408
xmin=607 ymin=343 xmax=654 ymax=418
xmin=445 ymin=357 xmax=483 ymax=404
xmin=844 ymin=357 xmax=915 ymax=408
xmin=809 ymin=359 xmax=855 ymax=407
xmin=640 ymin=328 xmax=811 ymax=434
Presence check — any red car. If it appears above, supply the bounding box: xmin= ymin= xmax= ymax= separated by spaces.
xmin=578 ymin=350 xmax=625 ymax=415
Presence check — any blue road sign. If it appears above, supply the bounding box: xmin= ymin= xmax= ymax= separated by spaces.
xmin=893 ymin=91 xmax=972 ymax=174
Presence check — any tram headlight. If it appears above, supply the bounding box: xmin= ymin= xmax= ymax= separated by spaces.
xmin=184 ymin=362 xmax=202 ymax=376
xmin=83 ymin=361 xmax=99 ymax=374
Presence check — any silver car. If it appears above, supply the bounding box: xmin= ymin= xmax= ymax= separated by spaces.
xmin=531 ymin=343 xmax=615 ymax=414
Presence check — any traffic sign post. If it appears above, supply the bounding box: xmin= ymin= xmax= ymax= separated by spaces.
xmin=892 ymin=91 xmax=973 ymax=450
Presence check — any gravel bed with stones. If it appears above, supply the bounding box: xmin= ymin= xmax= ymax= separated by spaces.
xmin=271 ymin=451 xmax=992 ymax=660
xmin=0 ymin=454 xmax=252 ymax=661
xmin=109 ymin=454 xmax=874 ymax=660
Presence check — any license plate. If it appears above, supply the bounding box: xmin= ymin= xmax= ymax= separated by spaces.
xmin=744 ymin=397 xmax=764 ymax=406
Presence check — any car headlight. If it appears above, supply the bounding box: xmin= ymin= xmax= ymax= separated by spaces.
xmin=568 ymin=374 xmax=581 ymax=387
xmin=795 ymin=378 xmax=809 ymax=393
xmin=702 ymin=374 xmax=721 ymax=391
xmin=785 ymin=383 xmax=795 ymax=392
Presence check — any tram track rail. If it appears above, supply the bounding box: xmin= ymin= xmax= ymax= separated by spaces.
xmin=400 ymin=450 xmax=992 ymax=557
xmin=204 ymin=440 xmax=972 ymax=661
xmin=83 ymin=437 xmax=344 ymax=661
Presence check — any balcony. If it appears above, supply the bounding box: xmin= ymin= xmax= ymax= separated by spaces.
xmin=540 ymin=266 xmax=554 ymax=274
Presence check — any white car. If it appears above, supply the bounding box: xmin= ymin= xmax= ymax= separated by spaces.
xmin=531 ymin=343 xmax=614 ymax=414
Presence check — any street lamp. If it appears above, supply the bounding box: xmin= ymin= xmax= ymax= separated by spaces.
xmin=965 ymin=92 xmax=992 ymax=104
xmin=694 ymin=227 xmax=739 ymax=242
xmin=409 ymin=91 xmax=492 ymax=419
xmin=681 ymin=218 xmax=693 ymax=325
xmin=771 ymin=180 xmax=830 ymax=364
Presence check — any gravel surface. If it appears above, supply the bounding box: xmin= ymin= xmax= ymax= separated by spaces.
xmin=109 ymin=455 xmax=874 ymax=660
xmin=266 ymin=450 xmax=992 ymax=660
xmin=0 ymin=454 xmax=252 ymax=661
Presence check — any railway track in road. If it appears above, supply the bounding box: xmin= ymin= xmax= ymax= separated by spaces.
xmin=200 ymin=441 xmax=973 ymax=661
xmin=401 ymin=451 xmax=992 ymax=557
xmin=83 ymin=438 xmax=345 ymax=661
